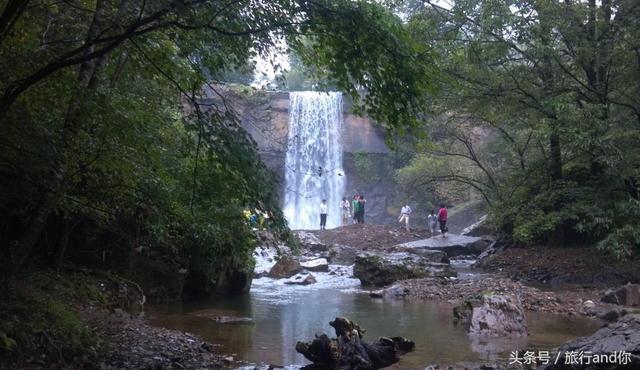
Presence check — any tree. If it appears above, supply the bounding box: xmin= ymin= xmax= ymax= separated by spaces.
xmin=0 ymin=0 xmax=437 ymax=283
xmin=400 ymin=0 xmax=640 ymax=256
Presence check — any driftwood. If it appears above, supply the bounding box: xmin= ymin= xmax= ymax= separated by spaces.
xmin=295 ymin=317 xmax=415 ymax=370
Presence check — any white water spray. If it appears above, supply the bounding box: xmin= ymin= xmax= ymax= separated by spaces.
xmin=283 ymin=92 xmax=345 ymax=230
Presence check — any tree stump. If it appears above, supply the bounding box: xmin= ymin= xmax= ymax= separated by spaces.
xmin=295 ymin=317 xmax=415 ymax=369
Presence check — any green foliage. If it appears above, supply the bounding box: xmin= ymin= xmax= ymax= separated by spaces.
xmin=292 ymin=1 xmax=437 ymax=135
xmin=596 ymin=200 xmax=640 ymax=260
xmin=0 ymin=0 xmax=438 ymax=299
xmin=397 ymin=0 xmax=640 ymax=258
xmin=353 ymin=152 xmax=385 ymax=184
xmin=0 ymin=290 xmax=95 ymax=365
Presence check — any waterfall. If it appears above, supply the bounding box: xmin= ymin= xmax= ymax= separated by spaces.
xmin=283 ymin=92 xmax=345 ymax=230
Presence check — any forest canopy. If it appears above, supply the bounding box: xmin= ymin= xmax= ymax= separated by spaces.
xmin=397 ymin=0 xmax=640 ymax=259
xmin=0 ymin=0 xmax=435 ymax=297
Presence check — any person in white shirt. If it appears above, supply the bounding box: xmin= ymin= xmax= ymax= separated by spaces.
xmin=427 ymin=210 xmax=438 ymax=237
xmin=320 ymin=199 xmax=328 ymax=230
xmin=398 ymin=204 xmax=412 ymax=232
xmin=339 ymin=197 xmax=350 ymax=226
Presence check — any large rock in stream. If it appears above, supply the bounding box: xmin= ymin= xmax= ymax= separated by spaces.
xmin=268 ymin=255 xmax=303 ymax=278
xmin=284 ymin=272 xmax=317 ymax=285
xmin=454 ymin=293 xmax=528 ymax=337
xmin=538 ymin=314 xmax=640 ymax=370
xmin=328 ymin=244 xmax=358 ymax=265
xmin=300 ymin=258 xmax=329 ymax=272
xmin=294 ymin=230 xmax=329 ymax=251
xmin=601 ymin=283 xmax=640 ymax=307
xmin=354 ymin=253 xmax=456 ymax=287
xmin=395 ymin=234 xmax=491 ymax=258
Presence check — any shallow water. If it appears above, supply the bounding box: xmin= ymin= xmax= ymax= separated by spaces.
xmin=149 ymin=269 xmax=602 ymax=369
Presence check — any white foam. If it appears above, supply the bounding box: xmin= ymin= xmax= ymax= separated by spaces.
xmin=251 ymin=264 xmax=361 ymax=305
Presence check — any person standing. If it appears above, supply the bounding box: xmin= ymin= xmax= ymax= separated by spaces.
xmin=358 ymin=195 xmax=367 ymax=223
xmin=427 ymin=210 xmax=438 ymax=237
xmin=340 ymin=197 xmax=351 ymax=226
xmin=320 ymin=199 xmax=328 ymax=230
xmin=352 ymin=195 xmax=360 ymax=224
xmin=398 ymin=204 xmax=412 ymax=232
xmin=438 ymin=204 xmax=448 ymax=238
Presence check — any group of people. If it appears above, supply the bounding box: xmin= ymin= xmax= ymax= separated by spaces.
xmin=319 ymin=194 xmax=367 ymax=230
xmin=398 ymin=203 xmax=449 ymax=238
xmin=243 ymin=208 xmax=271 ymax=230
xmin=340 ymin=194 xmax=367 ymax=225
xmin=320 ymin=194 xmax=367 ymax=230
xmin=318 ymin=196 xmax=449 ymax=237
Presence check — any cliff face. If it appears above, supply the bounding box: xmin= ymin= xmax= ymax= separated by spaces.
xmin=209 ymin=87 xmax=397 ymax=225
xmin=237 ymin=90 xmax=389 ymax=155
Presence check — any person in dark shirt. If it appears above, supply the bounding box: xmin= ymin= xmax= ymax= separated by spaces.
xmin=352 ymin=194 xmax=360 ymax=224
xmin=358 ymin=195 xmax=367 ymax=223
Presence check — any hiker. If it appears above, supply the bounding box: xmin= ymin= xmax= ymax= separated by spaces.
xmin=352 ymin=194 xmax=360 ymax=224
xmin=340 ymin=197 xmax=351 ymax=226
xmin=427 ymin=210 xmax=438 ymax=237
xmin=398 ymin=204 xmax=412 ymax=232
xmin=358 ymin=195 xmax=367 ymax=223
xmin=320 ymin=199 xmax=328 ymax=230
xmin=438 ymin=204 xmax=448 ymax=238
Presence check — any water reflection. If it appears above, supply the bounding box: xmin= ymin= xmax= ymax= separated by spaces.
xmin=149 ymin=283 xmax=602 ymax=368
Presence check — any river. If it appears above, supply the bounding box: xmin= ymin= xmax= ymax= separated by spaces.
xmin=148 ymin=262 xmax=601 ymax=369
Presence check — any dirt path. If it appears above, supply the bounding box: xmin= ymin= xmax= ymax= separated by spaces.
xmin=308 ymin=223 xmax=435 ymax=250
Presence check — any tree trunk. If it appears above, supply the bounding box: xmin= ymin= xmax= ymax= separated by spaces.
xmin=8 ymin=0 xmax=109 ymax=273
xmin=54 ymin=219 xmax=79 ymax=271
xmin=549 ymin=129 xmax=562 ymax=181
xmin=10 ymin=191 xmax=58 ymax=271
xmin=295 ymin=317 xmax=414 ymax=369
xmin=0 ymin=0 xmax=30 ymax=47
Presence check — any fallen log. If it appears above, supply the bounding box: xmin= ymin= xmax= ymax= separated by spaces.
xmin=295 ymin=317 xmax=415 ymax=369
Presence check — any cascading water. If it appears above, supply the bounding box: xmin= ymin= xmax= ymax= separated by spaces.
xmin=283 ymin=92 xmax=345 ymax=230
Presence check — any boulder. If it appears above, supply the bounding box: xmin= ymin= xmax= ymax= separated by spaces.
xmin=369 ymin=290 xmax=384 ymax=299
xmin=401 ymin=247 xmax=449 ymax=263
xmin=107 ymin=279 xmax=146 ymax=317
xmin=597 ymin=306 xmax=629 ymax=322
xmin=455 ymin=293 xmax=528 ymax=337
xmin=538 ymin=314 xmax=640 ymax=370
xmin=383 ymin=284 xmax=411 ymax=299
xmin=300 ymin=258 xmax=329 ymax=272
xmin=294 ymin=231 xmax=329 ymax=251
xmin=601 ymin=284 xmax=640 ymax=307
xmin=284 ymin=273 xmax=317 ymax=285
xmin=395 ymin=234 xmax=487 ymax=258
xmin=268 ymin=256 xmax=303 ymax=278
xmin=353 ymin=253 xmax=456 ymax=287
xmin=327 ymin=244 xmax=358 ymax=265
xmin=453 ymin=300 xmax=474 ymax=326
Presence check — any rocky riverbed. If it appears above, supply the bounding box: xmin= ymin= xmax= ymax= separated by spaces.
xmin=79 ymin=306 xmax=227 ymax=369
xmin=69 ymin=224 xmax=639 ymax=370
xmin=382 ymin=275 xmax=602 ymax=316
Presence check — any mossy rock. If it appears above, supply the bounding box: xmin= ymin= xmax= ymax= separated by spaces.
xmin=354 ymin=254 xmax=456 ymax=287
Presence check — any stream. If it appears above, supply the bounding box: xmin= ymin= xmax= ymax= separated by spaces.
xmin=148 ymin=253 xmax=602 ymax=369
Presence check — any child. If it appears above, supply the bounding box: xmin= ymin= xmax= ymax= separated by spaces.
xmin=427 ymin=210 xmax=438 ymax=237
